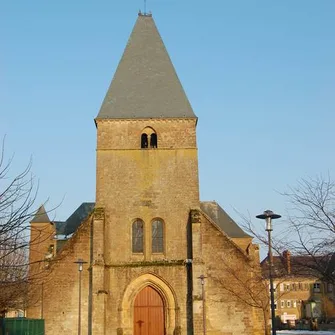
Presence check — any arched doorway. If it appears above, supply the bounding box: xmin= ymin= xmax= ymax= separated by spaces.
xmin=134 ymin=286 xmax=165 ymax=335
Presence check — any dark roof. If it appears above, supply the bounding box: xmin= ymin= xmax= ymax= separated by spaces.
xmin=96 ymin=13 xmax=196 ymax=120
xmin=63 ymin=202 xmax=95 ymax=236
xmin=261 ymin=252 xmax=335 ymax=280
xmin=53 ymin=221 xmax=66 ymax=235
xmin=200 ymin=201 xmax=251 ymax=238
xmin=31 ymin=205 xmax=50 ymax=223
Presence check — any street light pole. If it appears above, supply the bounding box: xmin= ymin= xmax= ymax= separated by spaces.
xmin=256 ymin=210 xmax=281 ymax=335
xmin=74 ymin=259 xmax=88 ymax=335
xmin=198 ymin=275 xmax=207 ymax=335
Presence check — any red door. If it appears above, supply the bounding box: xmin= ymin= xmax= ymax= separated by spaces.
xmin=134 ymin=286 xmax=165 ymax=335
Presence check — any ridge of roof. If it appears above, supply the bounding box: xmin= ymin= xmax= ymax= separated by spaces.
xmin=31 ymin=205 xmax=50 ymax=223
xmin=96 ymin=14 xmax=196 ymax=120
xmin=200 ymin=201 xmax=251 ymax=238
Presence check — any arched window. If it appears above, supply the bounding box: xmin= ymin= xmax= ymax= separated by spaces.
xmin=141 ymin=134 xmax=148 ymax=149
xmin=152 ymin=219 xmax=164 ymax=253
xmin=150 ymin=133 xmax=157 ymax=148
xmin=132 ymin=219 xmax=144 ymax=253
xmin=141 ymin=127 xmax=158 ymax=149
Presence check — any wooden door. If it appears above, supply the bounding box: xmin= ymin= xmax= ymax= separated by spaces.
xmin=134 ymin=286 xmax=165 ymax=335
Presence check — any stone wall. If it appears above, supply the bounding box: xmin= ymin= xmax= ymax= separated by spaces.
xmin=95 ymin=118 xmax=199 ymax=263
xmin=192 ymin=210 xmax=265 ymax=335
xmin=27 ymin=217 xmax=91 ymax=335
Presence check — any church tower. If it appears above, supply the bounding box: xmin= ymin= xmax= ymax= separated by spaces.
xmin=93 ymin=12 xmax=199 ymax=334
xmin=95 ymin=12 xmax=199 ymax=263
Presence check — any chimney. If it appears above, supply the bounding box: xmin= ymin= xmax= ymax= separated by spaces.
xmin=283 ymin=250 xmax=291 ymax=274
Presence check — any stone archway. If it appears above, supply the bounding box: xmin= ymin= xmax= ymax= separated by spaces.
xmin=120 ymin=273 xmax=178 ymax=335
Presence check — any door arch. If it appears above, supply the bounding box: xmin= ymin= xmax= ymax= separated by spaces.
xmin=134 ymin=286 xmax=165 ymax=335
xmin=120 ymin=273 xmax=178 ymax=335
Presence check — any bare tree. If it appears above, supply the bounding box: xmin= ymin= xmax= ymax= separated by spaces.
xmin=210 ymin=253 xmax=288 ymax=335
xmin=241 ymin=175 xmax=335 ymax=284
xmin=0 ymin=138 xmax=53 ymax=314
xmin=283 ymin=175 xmax=335 ymax=283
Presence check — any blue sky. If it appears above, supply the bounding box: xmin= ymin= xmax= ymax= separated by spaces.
xmin=1 ymin=1 xmax=334 ymax=244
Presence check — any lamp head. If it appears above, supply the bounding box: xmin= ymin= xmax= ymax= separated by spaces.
xmin=256 ymin=210 xmax=281 ymax=231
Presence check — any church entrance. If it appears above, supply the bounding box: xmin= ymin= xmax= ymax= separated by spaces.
xmin=133 ymin=286 xmax=165 ymax=335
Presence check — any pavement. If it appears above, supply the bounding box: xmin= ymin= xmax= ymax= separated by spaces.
xmin=278 ymin=331 xmax=335 ymax=335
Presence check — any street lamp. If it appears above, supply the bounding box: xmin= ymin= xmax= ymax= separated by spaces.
xmin=256 ymin=210 xmax=281 ymax=335
xmin=198 ymin=275 xmax=207 ymax=335
xmin=74 ymin=259 xmax=88 ymax=335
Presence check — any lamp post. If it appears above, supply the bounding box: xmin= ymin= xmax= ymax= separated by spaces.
xmin=256 ymin=210 xmax=281 ymax=335
xmin=198 ymin=275 xmax=207 ymax=335
xmin=74 ymin=259 xmax=88 ymax=335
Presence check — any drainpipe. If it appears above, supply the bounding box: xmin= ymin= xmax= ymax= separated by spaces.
xmin=88 ymin=215 xmax=93 ymax=335
xmin=186 ymin=212 xmax=194 ymax=335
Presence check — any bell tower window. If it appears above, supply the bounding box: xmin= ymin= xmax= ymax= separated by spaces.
xmin=150 ymin=133 xmax=157 ymax=148
xmin=141 ymin=134 xmax=148 ymax=148
xmin=141 ymin=127 xmax=158 ymax=149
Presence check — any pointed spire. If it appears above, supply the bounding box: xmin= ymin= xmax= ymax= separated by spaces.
xmin=31 ymin=205 xmax=50 ymax=223
xmin=96 ymin=14 xmax=196 ymax=120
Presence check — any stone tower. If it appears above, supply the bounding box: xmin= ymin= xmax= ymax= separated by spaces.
xmin=92 ymin=12 xmax=199 ymax=334
xmin=28 ymin=205 xmax=55 ymax=318
xmin=95 ymin=12 xmax=199 ymax=264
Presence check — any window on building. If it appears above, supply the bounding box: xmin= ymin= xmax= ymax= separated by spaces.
xmin=150 ymin=133 xmax=157 ymax=148
xmin=152 ymin=219 xmax=164 ymax=253
xmin=327 ymin=283 xmax=333 ymax=293
xmin=280 ymin=300 xmax=285 ymax=308
xmin=298 ymin=282 xmax=303 ymax=290
xmin=141 ymin=134 xmax=148 ymax=148
xmin=141 ymin=127 xmax=158 ymax=149
xmin=304 ymin=283 xmax=310 ymax=291
xmin=287 ymin=300 xmax=291 ymax=308
xmin=293 ymin=300 xmax=297 ymax=308
xmin=313 ymin=283 xmax=321 ymax=293
xmin=132 ymin=219 xmax=144 ymax=253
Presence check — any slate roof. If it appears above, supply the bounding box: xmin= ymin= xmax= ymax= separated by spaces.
xmin=53 ymin=221 xmax=66 ymax=235
xmin=200 ymin=201 xmax=251 ymax=238
xmin=31 ymin=205 xmax=50 ymax=223
xmin=96 ymin=13 xmax=196 ymax=120
xmin=63 ymin=202 xmax=95 ymax=236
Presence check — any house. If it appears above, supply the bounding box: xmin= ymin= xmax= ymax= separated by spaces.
xmin=27 ymin=12 xmax=265 ymax=335
xmin=261 ymin=250 xmax=335 ymax=325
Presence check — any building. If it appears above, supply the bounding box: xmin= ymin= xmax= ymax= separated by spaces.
xmin=261 ymin=251 xmax=335 ymax=325
xmin=27 ymin=12 xmax=265 ymax=335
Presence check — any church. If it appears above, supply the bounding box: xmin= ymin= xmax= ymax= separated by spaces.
xmin=27 ymin=12 xmax=265 ymax=335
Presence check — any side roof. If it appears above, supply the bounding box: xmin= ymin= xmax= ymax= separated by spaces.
xmin=200 ymin=201 xmax=251 ymax=238
xmin=96 ymin=13 xmax=196 ymax=120
xmin=63 ymin=202 xmax=95 ymax=236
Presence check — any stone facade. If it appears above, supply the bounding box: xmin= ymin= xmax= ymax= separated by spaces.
xmin=27 ymin=13 xmax=266 ymax=335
